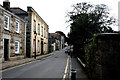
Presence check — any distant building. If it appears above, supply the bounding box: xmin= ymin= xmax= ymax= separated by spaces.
xmin=48 ymin=31 xmax=66 ymax=53
xmin=55 ymin=31 xmax=66 ymax=49
xmin=0 ymin=0 xmax=26 ymax=61
xmin=10 ymin=6 xmax=49 ymax=57
xmin=48 ymin=33 xmax=59 ymax=53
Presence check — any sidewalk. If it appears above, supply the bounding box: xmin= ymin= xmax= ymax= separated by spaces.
xmin=1 ymin=51 xmax=57 ymax=70
xmin=70 ymin=54 xmax=89 ymax=80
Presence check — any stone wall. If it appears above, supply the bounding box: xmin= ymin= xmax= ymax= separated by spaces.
xmin=0 ymin=7 xmax=26 ymax=61
xmin=85 ymin=33 xmax=120 ymax=80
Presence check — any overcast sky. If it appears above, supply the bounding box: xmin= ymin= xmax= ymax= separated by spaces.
xmin=0 ymin=0 xmax=119 ymax=35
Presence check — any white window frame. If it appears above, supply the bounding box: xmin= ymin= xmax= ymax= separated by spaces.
xmin=4 ymin=15 xmax=9 ymax=30
xmin=15 ymin=41 xmax=20 ymax=54
xmin=16 ymin=20 xmax=20 ymax=33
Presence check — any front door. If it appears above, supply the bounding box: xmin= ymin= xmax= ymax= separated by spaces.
xmin=4 ymin=39 xmax=9 ymax=61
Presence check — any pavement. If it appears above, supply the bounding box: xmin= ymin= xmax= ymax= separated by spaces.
xmin=69 ymin=54 xmax=89 ymax=80
xmin=1 ymin=51 xmax=57 ymax=70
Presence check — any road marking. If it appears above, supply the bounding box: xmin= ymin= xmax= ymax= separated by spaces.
xmin=0 ymin=60 xmax=38 ymax=72
xmin=62 ymin=56 xmax=69 ymax=80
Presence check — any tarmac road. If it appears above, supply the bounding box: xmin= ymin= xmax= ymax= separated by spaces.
xmin=2 ymin=48 xmax=88 ymax=80
xmin=2 ymin=49 xmax=69 ymax=79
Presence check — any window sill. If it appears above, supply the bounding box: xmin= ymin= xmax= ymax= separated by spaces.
xmin=15 ymin=52 xmax=20 ymax=54
xmin=16 ymin=32 xmax=20 ymax=34
xmin=4 ymin=28 xmax=10 ymax=31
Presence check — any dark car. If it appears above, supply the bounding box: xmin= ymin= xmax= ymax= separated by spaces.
xmin=65 ymin=47 xmax=70 ymax=53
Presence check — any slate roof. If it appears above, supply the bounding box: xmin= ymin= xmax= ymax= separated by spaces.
xmin=10 ymin=7 xmax=28 ymax=15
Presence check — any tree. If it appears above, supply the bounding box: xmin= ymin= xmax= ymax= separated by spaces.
xmin=66 ymin=3 xmax=116 ymax=63
xmin=67 ymin=2 xmax=116 ymax=45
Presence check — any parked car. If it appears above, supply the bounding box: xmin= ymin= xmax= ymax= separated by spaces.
xmin=65 ymin=47 xmax=70 ymax=53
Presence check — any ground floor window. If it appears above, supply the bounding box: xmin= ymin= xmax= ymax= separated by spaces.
xmin=15 ymin=41 xmax=20 ymax=54
xmin=38 ymin=40 xmax=40 ymax=52
xmin=33 ymin=39 xmax=35 ymax=52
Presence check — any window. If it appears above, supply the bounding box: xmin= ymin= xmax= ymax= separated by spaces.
xmin=38 ymin=40 xmax=40 ymax=52
xmin=33 ymin=39 xmax=35 ymax=52
xmin=15 ymin=41 xmax=20 ymax=54
xmin=46 ymin=44 xmax=48 ymax=51
xmin=16 ymin=20 xmax=20 ymax=33
xmin=46 ymin=31 xmax=48 ymax=38
xmin=44 ymin=28 xmax=45 ymax=38
xmin=41 ymin=26 xmax=43 ymax=36
xmin=44 ymin=44 xmax=46 ymax=52
xmin=4 ymin=15 xmax=9 ymax=30
xmin=0 ymin=14 xmax=1 ymax=32
xmin=38 ymin=24 xmax=40 ymax=35
xmin=33 ymin=20 xmax=36 ymax=32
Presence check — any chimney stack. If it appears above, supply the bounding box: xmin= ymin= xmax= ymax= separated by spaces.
xmin=3 ymin=0 xmax=10 ymax=11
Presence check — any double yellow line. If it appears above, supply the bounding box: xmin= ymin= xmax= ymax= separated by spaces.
xmin=62 ymin=56 xmax=69 ymax=80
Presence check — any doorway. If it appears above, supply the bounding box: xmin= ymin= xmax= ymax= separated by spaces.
xmin=4 ymin=39 xmax=9 ymax=61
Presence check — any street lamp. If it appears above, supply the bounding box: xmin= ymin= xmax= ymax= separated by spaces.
xmin=34 ymin=31 xmax=37 ymax=59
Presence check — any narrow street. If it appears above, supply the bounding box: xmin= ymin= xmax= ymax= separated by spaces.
xmin=2 ymin=49 xmax=88 ymax=80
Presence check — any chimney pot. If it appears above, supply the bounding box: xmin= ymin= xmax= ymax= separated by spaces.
xmin=3 ymin=0 xmax=10 ymax=11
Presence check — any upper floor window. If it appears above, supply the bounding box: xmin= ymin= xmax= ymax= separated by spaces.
xmin=41 ymin=26 xmax=43 ymax=36
xmin=44 ymin=28 xmax=45 ymax=38
xmin=4 ymin=15 xmax=9 ymax=30
xmin=38 ymin=24 xmax=40 ymax=35
xmin=46 ymin=31 xmax=48 ymax=38
xmin=33 ymin=20 xmax=36 ymax=32
xmin=16 ymin=20 xmax=20 ymax=33
xmin=15 ymin=41 xmax=20 ymax=54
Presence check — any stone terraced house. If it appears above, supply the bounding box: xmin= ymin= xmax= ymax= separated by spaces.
xmin=0 ymin=0 xmax=26 ymax=61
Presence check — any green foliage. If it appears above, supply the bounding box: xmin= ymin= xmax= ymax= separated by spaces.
xmin=85 ymin=35 xmax=101 ymax=79
xmin=67 ymin=2 xmax=116 ymax=45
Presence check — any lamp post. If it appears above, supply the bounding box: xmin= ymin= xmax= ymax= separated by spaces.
xmin=34 ymin=31 xmax=37 ymax=59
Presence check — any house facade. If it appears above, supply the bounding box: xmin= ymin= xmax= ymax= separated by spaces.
xmin=26 ymin=7 xmax=49 ymax=57
xmin=4 ymin=1 xmax=49 ymax=58
xmin=0 ymin=2 xmax=26 ymax=61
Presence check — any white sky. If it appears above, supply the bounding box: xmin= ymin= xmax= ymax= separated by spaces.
xmin=0 ymin=0 xmax=119 ymax=35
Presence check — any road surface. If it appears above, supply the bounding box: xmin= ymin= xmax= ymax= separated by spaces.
xmin=2 ymin=49 xmax=88 ymax=80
